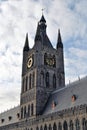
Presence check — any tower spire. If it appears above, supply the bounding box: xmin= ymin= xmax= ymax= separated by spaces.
xmin=34 ymin=14 xmax=53 ymax=48
xmin=56 ymin=29 xmax=63 ymax=49
xmin=23 ymin=33 xmax=29 ymax=51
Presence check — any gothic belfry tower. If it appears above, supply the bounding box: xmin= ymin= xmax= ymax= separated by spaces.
xmin=20 ymin=14 xmax=65 ymax=120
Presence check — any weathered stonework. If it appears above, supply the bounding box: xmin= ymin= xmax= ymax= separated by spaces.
xmin=0 ymin=14 xmax=87 ymax=130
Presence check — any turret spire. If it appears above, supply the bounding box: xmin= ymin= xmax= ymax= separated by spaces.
xmin=56 ymin=29 xmax=63 ymax=49
xmin=23 ymin=33 xmax=29 ymax=51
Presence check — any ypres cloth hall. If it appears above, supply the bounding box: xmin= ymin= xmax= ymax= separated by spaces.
xmin=0 ymin=14 xmax=87 ymax=130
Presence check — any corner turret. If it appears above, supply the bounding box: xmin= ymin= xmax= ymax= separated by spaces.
xmin=56 ymin=29 xmax=63 ymax=49
xmin=23 ymin=33 xmax=29 ymax=51
xmin=22 ymin=33 xmax=29 ymax=76
xmin=56 ymin=29 xmax=65 ymax=87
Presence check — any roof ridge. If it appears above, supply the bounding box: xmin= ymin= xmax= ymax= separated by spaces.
xmin=52 ymin=76 xmax=87 ymax=94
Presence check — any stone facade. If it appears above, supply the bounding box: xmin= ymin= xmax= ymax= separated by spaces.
xmin=20 ymin=14 xmax=65 ymax=119
xmin=0 ymin=15 xmax=87 ymax=130
xmin=0 ymin=104 xmax=87 ymax=130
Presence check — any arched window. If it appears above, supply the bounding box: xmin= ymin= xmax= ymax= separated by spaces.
xmin=44 ymin=53 xmax=47 ymax=65
xmin=44 ymin=124 xmax=47 ymax=130
xmin=25 ymin=76 xmax=28 ymax=91
xmin=31 ymin=103 xmax=34 ymax=116
xmin=85 ymin=121 xmax=87 ymax=130
xmin=40 ymin=126 xmax=43 ymax=130
xmin=32 ymin=72 xmax=35 ymax=88
xmin=82 ymin=118 xmax=87 ymax=130
xmin=24 ymin=106 xmax=26 ymax=118
xmin=46 ymin=72 xmax=49 ymax=88
xmin=53 ymin=55 xmax=56 ymax=67
xmin=21 ymin=107 xmax=23 ymax=119
xmin=53 ymin=74 xmax=56 ymax=88
xmin=53 ymin=123 xmax=57 ymax=130
xmin=70 ymin=120 xmax=73 ymax=130
xmin=36 ymin=126 xmax=39 ymax=130
xmin=28 ymin=105 xmax=30 ymax=117
xmin=29 ymin=74 xmax=31 ymax=89
xmin=63 ymin=121 xmax=68 ymax=130
xmin=58 ymin=122 xmax=62 ymax=130
xmin=75 ymin=119 xmax=80 ymax=130
xmin=41 ymin=71 xmax=44 ymax=86
xmin=22 ymin=78 xmax=24 ymax=93
xmin=49 ymin=124 xmax=52 ymax=130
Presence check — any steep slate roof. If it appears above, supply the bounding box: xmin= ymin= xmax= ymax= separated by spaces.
xmin=42 ymin=33 xmax=53 ymax=48
xmin=0 ymin=106 xmax=20 ymax=126
xmin=43 ymin=76 xmax=87 ymax=115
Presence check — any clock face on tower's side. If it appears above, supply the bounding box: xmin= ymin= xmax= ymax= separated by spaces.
xmin=44 ymin=53 xmax=56 ymax=67
xmin=45 ymin=58 xmax=55 ymax=66
xmin=27 ymin=57 xmax=33 ymax=68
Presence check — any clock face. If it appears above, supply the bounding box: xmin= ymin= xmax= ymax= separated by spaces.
xmin=45 ymin=58 xmax=55 ymax=66
xmin=27 ymin=57 xmax=33 ymax=68
xmin=44 ymin=53 xmax=56 ymax=67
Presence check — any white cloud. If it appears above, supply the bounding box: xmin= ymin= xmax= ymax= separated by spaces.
xmin=0 ymin=0 xmax=87 ymax=112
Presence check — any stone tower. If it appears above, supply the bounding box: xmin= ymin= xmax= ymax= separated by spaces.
xmin=20 ymin=15 xmax=65 ymax=120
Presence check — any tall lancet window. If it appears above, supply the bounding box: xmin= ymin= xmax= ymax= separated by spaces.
xmin=22 ymin=78 xmax=24 ymax=93
xmin=28 ymin=105 xmax=30 ymax=117
xmin=53 ymin=123 xmax=57 ymax=130
xmin=21 ymin=107 xmax=23 ymax=119
xmin=41 ymin=71 xmax=44 ymax=87
xmin=82 ymin=118 xmax=87 ymax=130
xmin=31 ymin=103 xmax=34 ymax=116
xmin=49 ymin=124 xmax=52 ymax=130
xmin=44 ymin=124 xmax=47 ymax=130
xmin=58 ymin=122 xmax=62 ymax=130
xmin=40 ymin=126 xmax=43 ymax=130
xmin=46 ymin=72 xmax=49 ymax=88
xmin=70 ymin=120 xmax=73 ymax=130
xmin=32 ymin=72 xmax=35 ymax=88
xmin=76 ymin=119 xmax=80 ymax=130
xmin=24 ymin=106 xmax=26 ymax=118
xmin=25 ymin=76 xmax=28 ymax=91
xmin=63 ymin=121 xmax=68 ymax=130
xmin=53 ymin=74 xmax=56 ymax=88
xmin=36 ymin=126 xmax=39 ymax=130
xmin=29 ymin=74 xmax=31 ymax=89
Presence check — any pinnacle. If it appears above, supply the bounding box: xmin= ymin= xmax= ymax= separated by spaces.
xmin=56 ymin=29 xmax=63 ymax=49
xmin=23 ymin=33 xmax=29 ymax=51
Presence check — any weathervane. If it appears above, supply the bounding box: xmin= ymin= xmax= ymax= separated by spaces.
xmin=41 ymin=8 xmax=45 ymax=15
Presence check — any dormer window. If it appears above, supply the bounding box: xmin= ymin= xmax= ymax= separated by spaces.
xmin=72 ymin=95 xmax=76 ymax=102
xmin=17 ymin=113 xmax=20 ymax=118
xmin=8 ymin=116 xmax=12 ymax=121
xmin=52 ymin=101 xmax=56 ymax=109
xmin=1 ymin=119 xmax=4 ymax=123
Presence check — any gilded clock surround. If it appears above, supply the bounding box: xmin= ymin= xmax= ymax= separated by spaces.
xmin=44 ymin=53 xmax=56 ymax=67
xmin=27 ymin=56 xmax=33 ymax=68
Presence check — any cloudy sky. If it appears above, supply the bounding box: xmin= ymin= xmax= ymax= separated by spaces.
xmin=0 ymin=0 xmax=87 ymax=112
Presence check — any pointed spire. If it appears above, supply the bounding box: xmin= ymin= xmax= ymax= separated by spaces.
xmin=39 ymin=14 xmax=47 ymax=34
xmin=23 ymin=33 xmax=29 ymax=51
xmin=34 ymin=14 xmax=53 ymax=48
xmin=56 ymin=29 xmax=63 ymax=49
xmin=40 ymin=14 xmax=46 ymax=23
